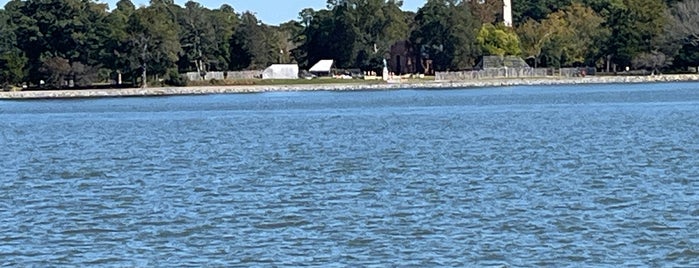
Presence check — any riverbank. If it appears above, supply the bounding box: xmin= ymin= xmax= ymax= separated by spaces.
xmin=2 ymin=74 xmax=699 ymax=99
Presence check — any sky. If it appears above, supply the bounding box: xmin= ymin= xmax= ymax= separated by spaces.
xmin=0 ymin=0 xmax=426 ymax=25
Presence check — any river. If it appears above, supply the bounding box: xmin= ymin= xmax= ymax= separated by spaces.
xmin=1 ymin=83 xmax=698 ymax=266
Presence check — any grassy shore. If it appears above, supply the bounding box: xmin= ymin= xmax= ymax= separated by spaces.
xmin=186 ymin=77 xmax=384 ymax=86
xmin=2 ymin=74 xmax=699 ymax=100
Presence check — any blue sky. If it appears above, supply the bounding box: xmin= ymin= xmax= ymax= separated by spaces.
xmin=1 ymin=0 xmax=425 ymax=25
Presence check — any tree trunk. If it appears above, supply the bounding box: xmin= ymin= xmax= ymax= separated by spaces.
xmin=141 ymin=43 xmax=148 ymax=88
xmin=141 ymin=63 xmax=147 ymax=88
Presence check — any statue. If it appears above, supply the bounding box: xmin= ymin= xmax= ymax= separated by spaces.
xmin=382 ymin=58 xmax=389 ymax=81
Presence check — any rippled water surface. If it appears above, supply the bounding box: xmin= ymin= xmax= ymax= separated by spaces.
xmin=2 ymin=83 xmax=699 ymax=266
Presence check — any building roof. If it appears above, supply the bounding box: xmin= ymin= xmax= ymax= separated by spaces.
xmin=309 ymin=60 xmax=334 ymax=73
xmin=262 ymin=64 xmax=299 ymax=79
xmin=477 ymin=56 xmax=530 ymax=69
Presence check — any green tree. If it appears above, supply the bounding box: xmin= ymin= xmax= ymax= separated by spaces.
xmin=410 ymin=0 xmax=481 ymax=71
xmin=104 ymin=0 xmax=136 ymax=83
xmin=327 ymin=3 xmax=359 ymax=68
xmin=125 ymin=2 xmax=181 ymax=87
xmin=177 ymin=1 xmax=216 ymax=76
xmin=529 ymin=3 xmax=609 ymax=67
xmin=469 ymin=0 xmax=503 ymax=25
xmin=7 ymin=0 xmax=110 ymax=85
xmin=277 ymin=20 xmax=304 ymax=64
xmin=292 ymin=7 xmax=354 ymax=69
xmin=208 ymin=4 xmax=239 ymax=71
xmin=477 ymin=23 xmax=521 ymax=56
xmin=0 ymin=8 xmax=27 ymax=86
xmin=602 ymin=0 xmax=668 ymax=71
xmin=517 ymin=18 xmax=559 ymax=68
xmin=559 ymin=3 xmax=609 ymax=66
xmin=673 ymin=43 xmax=699 ymax=71
xmin=229 ymin=12 xmax=279 ymax=70
xmin=513 ymin=0 xmax=573 ymax=24
xmin=294 ymin=0 xmax=409 ymax=72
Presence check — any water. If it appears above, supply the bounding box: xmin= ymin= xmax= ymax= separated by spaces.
xmin=1 ymin=83 xmax=699 ymax=266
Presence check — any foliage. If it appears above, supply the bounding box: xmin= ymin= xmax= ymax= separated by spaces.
xmin=632 ymin=50 xmax=668 ymax=74
xmin=667 ymin=0 xmax=699 ymax=46
xmin=0 ymin=0 xmax=698 ymax=87
xmin=602 ymin=0 xmax=669 ymax=70
xmin=164 ymin=68 xmax=188 ymax=86
xmin=124 ymin=2 xmax=182 ymax=87
xmin=516 ymin=2 xmax=612 ymax=68
xmin=477 ymin=23 xmax=521 ymax=56
xmin=296 ymin=0 xmax=409 ymax=72
xmin=229 ymin=12 xmax=279 ymax=70
xmin=5 ymin=0 xmax=109 ymax=83
xmin=513 ymin=0 xmax=573 ymax=23
xmin=673 ymin=43 xmax=699 ymax=70
xmin=468 ymin=0 xmax=503 ymax=24
xmin=0 ymin=9 xmax=26 ymax=86
xmin=0 ymin=52 xmax=27 ymax=86
xmin=516 ymin=19 xmax=554 ymax=67
xmin=558 ymin=3 xmax=609 ymax=65
xmin=411 ymin=0 xmax=481 ymax=71
xmin=39 ymin=56 xmax=71 ymax=88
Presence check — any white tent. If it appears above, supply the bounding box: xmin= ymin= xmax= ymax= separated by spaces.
xmin=262 ymin=64 xmax=299 ymax=79
xmin=309 ymin=59 xmax=334 ymax=75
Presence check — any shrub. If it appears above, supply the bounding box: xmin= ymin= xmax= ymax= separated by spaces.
xmin=164 ymin=69 xmax=188 ymax=86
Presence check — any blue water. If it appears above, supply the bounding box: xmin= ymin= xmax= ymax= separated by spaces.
xmin=1 ymin=83 xmax=699 ymax=266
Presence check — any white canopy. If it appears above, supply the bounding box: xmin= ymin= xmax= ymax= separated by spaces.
xmin=262 ymin=64 xmax=299 ymax=79
xmin=309 ymin=60 xmax=334 ymax=73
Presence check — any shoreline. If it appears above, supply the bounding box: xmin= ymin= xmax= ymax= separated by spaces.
xmin=2 ymin=74 xmax=699 ymax=100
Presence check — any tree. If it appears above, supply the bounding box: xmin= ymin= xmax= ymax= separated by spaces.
xmin=559 ymin=3 xmax=609 ymax=66
xmin=104 ymin=0 xmax=136 ymax=83
xmin=477 ymin=23 xmax=521 ymax=56
xmin=469 ymin=0 xmax=503 ymax=24
xmin=0 ymin=8 xmax=27 ymax=86
xmin=667 ymin=0 xmax=699 ymax=46
xmin=229 ymin=12 xmax=280 ymax=70
xmin=632 ymin=50 xmax=668 ymax=74
xmin=39 ymin=56 xmax=71 ymax=88
xmin=516 ymin=19 xmax=556 ymax=68
xmin=208 ymin=4 xmax=239 ymax=71
xmin=536 ymin=3 xmax=609 ymax=67
xmin=7 ymin=0 xmax=110 ymax=84
xmin=602 ymin=0 xmax=669 ymax=71
xmin=294 ymin=0 xmax=409 ymax=72
xmin=278 ymin=20 xmax=304 ymax=64
xmin=673 ymin=43 xmax=699 ymax=72
xmin=177 ymin=1 xmax=216 ymax=76
xmin=125 ymin=3 xmax=181 ymax=87
xmin=513 ymin=0 xmax=572 ymax=24
xmin=410 ymin=0 xmax=481 ymax=71
xmin=327 ymin=3 xmax=359 ymax=68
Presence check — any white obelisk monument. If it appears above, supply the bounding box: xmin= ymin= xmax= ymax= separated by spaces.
xmin=503 ymin=0 xmax=513 ymax=27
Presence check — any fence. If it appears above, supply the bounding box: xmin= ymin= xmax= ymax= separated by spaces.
xmin=185 ymin=70 xmax=263 ymax=81
xmin=436 ymin=67 xmax=596 ymax=81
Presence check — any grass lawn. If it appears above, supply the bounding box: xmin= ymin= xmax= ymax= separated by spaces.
xmin=185 ymin=76 xmax=437 ymax=87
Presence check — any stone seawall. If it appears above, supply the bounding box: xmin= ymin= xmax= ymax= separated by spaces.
xmin=2 ymin=75 xmax=699 ymax=99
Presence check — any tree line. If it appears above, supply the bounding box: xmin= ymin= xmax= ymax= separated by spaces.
xmin=1 ymin=0 xmax=698 ymax=88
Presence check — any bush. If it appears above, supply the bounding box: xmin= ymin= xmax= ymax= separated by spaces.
xmin=164 ymin=69 xmax=188 ymax=86
xmin=209 ymin=79 xmax=223 ymax=85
